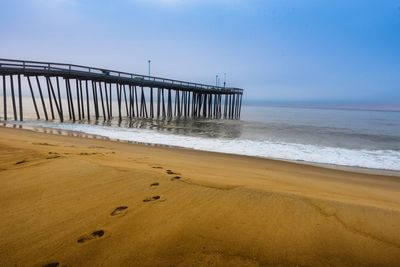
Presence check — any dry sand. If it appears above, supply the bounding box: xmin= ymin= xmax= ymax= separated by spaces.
xmin=0 ymin=126 xmax=400 ymax=267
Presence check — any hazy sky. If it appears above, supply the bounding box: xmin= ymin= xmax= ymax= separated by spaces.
xmin=1 ymin=0 xmax=399 ymax=103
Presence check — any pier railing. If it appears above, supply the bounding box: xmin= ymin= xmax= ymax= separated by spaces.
xmin=0 ymin=58 xmax=243 ymax=94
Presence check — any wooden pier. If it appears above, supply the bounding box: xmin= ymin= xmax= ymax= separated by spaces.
xmin=0 ymin=59 xmax=243 ymax=122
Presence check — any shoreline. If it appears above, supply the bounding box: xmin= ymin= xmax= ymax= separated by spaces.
xmin=1 ymin=126 xmax=400 ymax=266
xmin=2 ymin=123 xmax=399 ymax=177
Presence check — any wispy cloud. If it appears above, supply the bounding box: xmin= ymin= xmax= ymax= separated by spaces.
xmin=27 ymin=0 xmax=82 ymax=21
xmin=33 ymin=0 xmax=80 ymax=7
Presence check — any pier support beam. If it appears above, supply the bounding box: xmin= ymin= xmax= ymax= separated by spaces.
xmin=10 ymin=75 xmax=17 ymax=121
xmin=18 ymin=75 xmax=23 ymax=121
xmin=2 ymin=76 xmax=6 ymax=120
xmin=56 ymin=77 xmax=63 ymax=120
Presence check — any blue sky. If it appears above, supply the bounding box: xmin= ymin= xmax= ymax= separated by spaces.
xmin=0 ymin=0 xmax=399 ymax=104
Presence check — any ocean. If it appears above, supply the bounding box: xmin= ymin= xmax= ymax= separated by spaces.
xmin=1 ymin=99 xmax=400 ymax=171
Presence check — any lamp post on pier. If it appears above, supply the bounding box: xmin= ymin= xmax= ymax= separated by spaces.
xmin=148 ymin=60 xmax=151 ymax=77
xmin=224 ymin=73 xmax=226 ymax=88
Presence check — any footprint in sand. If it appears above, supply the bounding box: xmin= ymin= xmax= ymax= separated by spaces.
xmin=166 ymin=169 xmax=180 ymax=175
xmin=77 ymin=230 xmax=105 ymax=244
xmin=143 ymin=196 xmax=161 ymax=202
xmin=150 ymin=182 xmax=159 ymax=187
xmin=171 ymin=176 xmax=181 ymax=181
xmin=110 ymin=206 xmax=128 ymax=216
xmin=152 ymin=166 xmax=163 ymax=169
xmin=42 ymin=262 xmax=59 ymax=267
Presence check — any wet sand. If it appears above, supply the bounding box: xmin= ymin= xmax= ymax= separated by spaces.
xmin=0 ymin=126 xmax=399 ymax=266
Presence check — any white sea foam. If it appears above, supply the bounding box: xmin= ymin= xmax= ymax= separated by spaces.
xmin=22 ymin=121 xmax=400 ymax=171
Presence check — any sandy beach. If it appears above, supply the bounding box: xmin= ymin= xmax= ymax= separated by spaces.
xmin=0 ymin=126 xmax=400 ymax=267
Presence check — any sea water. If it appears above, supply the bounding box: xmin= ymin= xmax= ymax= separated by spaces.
xmin=2 ymin=101 xmax=400 ymax=171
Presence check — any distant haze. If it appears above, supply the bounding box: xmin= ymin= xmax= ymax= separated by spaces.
xmin=0 ymin=0 xmax=399 ymax=105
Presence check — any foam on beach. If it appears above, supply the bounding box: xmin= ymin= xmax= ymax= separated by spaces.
xmin=19 ymin=121 xmax=400 ymax=171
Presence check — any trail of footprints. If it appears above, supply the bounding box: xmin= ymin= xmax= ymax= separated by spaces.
xmin=42 ymin=165 xmax=182 ymax=267
xmin=144 ymin=166 xmax=181 ymax=202
xmin=14 ymin=152 xmax=62 ymax=166
xmin=15 ymin=143 xmax=117 ymax=167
